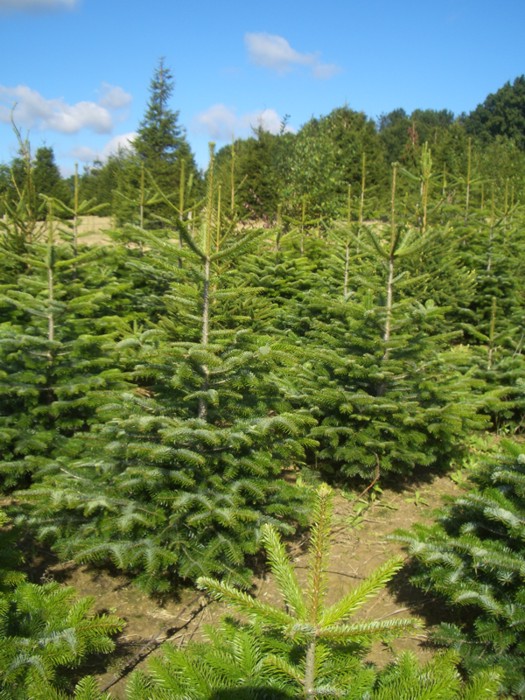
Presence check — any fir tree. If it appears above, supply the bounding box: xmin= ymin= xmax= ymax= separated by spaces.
xmin=198 ymin=485 xmax=419 ymax=699
xmin=17 ymin=149 xmax=315 ymax=592
xmin=0 ymin=198 xmax=133 ymax=488
xmin=0 ymin=125 xmax=45 ymax=259
xmin=285 ymin=165 xmax=486 ymax=482
xmin=128 ymin=486 xmax=498 ymax=699
xmin=0 ymin=509 xmax=123 ymax=699
xmin=394 ymin=440 xmax=525 ymax=697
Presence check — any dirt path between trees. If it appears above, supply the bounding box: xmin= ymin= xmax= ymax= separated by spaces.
xmin=43 ymin=474 xmax=462 ymax=697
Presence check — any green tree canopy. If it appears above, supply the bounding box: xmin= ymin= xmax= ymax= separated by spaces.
xmin=280 ymin=106 xmax=387 ymax=220
xmin=32 ymin=145 xmax=70 ymax=204
xmin=378 ymin=108 xmax=456 ymax=169
xmin=215 ymin=126 xmax=284 ymax=222
xmin=464 ymin=75 xmax=525 ymax=149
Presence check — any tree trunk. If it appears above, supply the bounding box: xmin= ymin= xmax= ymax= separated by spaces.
xmin=304 ymin=639 xmax=317 ymax=699
xmin=198 ymin=255 xmax=211 ymax=421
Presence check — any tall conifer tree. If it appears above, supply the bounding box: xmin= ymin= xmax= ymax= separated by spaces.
xmin=132 ymin=58 xmax=200 ymax=221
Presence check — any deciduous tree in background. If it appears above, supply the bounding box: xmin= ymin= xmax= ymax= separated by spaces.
xmin=464 ymin=75 xmax=525 ymax=149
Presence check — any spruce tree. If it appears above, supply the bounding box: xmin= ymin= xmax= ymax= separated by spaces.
xmin=33 ymin=146 xmax=70 ymax=206
xmin=134 ymin=59 xmax=184 ymax=166
xmin=215 ymin=128 xmax=283 ymax=223
xmin=132 ymin=58 xmax=200 ymax=222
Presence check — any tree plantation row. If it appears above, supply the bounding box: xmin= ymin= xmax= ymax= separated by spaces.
xmin=1 ymin=133 xmax=524 ymax=698
xmin=1 ymin=65 xmax=525 ymax=226
xmin=0 ymin=62 xmax=524 ymax=698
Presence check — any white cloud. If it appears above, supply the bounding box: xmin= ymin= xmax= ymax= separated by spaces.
xmin=102 ymin=132 xmax=136 ymax=157
xmin=69 ymin=145 xmax=99 ymax=163
xmin=0 ymin=0 xmax=78 ymax=11
xmin=245 ymin=108 xmax=285 ymax=134
xmin=245 ymin=33 xmax=311 ymax=73
xmin=194 ymin=104 xmax=239 ymax=141
xmin=194 ymin=104 xmax=292 ymax=142
xmin=312 ymin=62 xmax=342 ymax=80
xmin=98 ymin=83 xmax=132 ymax=110
xmin=70 ymin=132 xmax=136 ymax=164
xmin=0 ymin=83 xmax=131 ymax=135
xmin=245 ymin=32 xmax=341 ymax=79
xmin=50 ymin=100 xmax=112 ymax=133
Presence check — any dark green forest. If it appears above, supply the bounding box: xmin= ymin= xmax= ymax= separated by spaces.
xmin=0 ymin=63 xmax=524 ymax=698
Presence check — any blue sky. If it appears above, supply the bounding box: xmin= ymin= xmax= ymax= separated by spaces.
xmin=0 ymin=0 xmax=523 ymax=175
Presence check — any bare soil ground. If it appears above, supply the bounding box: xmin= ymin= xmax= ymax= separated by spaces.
xmin=76 ymin=215 xmax=113 ymax=245
xmin=37 ymin=473 xmax=463 ymax=697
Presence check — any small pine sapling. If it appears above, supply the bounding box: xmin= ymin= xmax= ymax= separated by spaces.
xmin=197 ymin=484 xmax=420 ymax=698
xmin=129 ymin=486 xmax=498 ymax=699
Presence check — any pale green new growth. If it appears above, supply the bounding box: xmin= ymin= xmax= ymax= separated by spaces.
xmin=199 ymin=484 xmax=421 ymax=698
